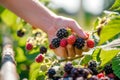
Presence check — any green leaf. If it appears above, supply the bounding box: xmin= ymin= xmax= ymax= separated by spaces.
xmin=1 ymin=9 xmax=17 ymax=26
xmin=15 ymin=47 xmax=27 ymax=62
xmin=80 ymin=55 xmax=92 ymax=65
xmin=109 ymin=0 xmax=120 ymax=12
xmin=100 ymin=49 xmax=120 ymax=66
xmin=92 ymin=48 xmax=101 ymax=62
xmin=112 ymin=54 xmax=120 ymax=78
xmin=99 ymin=15 xmax=120 ymax=45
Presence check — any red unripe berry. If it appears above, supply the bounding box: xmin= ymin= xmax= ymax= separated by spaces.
xmin=67 ymin=35 xmax=76 ymax=45
xmin=49 ymin=43 xmax=55 ymax=49
xmin=35 ymin=54 xmax=44 ymax=63
xmin=86 ymin=39 xmax=95 ymax=48
xmin=97 ymin=73 xmax=104 ymax=79
xmin=26 ymin=43 xmax=33 ymax=50
xmin=107 ymin=73 xmax=115 ymax=79
xmin=60 ymin=39 xmax=68 ymax=47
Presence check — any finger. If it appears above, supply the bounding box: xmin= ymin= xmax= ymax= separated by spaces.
xmin=66 ymin=44 xmax=75 ymax=58
xmin=70 ymin=22 xmax=88 ymax=39
xmin=53 ymin=46 xmax=68 ymax=58
xmin=75 ymin=47 xmax=83 ymax=56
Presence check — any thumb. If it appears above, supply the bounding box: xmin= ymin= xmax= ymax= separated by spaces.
xmin=70 ymin=22 xmax=87 ymax=39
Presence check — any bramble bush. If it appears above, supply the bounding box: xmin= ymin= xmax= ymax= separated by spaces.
xmin=0 ymin=0 xmax=120 ymax=80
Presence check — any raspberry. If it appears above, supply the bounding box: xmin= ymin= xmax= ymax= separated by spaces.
xmin=88 ymin=60 xmax=97 ymax=68
xmin=107 ymin=73 xmax=115 ymax=79
xmin=51 ymin=38 xmax=60 ymax=48
xmin=40 ymin=46 xmax=47 ymax=53
xmin=26 ymin=43 xmax=33 ymax=50
xmin=74 ymin=37 xmax=85 ymax=49
xmin=35 ymin=54 xmax=44 ymax=63
xmin=49 ymin=43 xmax=55 ymax=49
xmin=64 ymin=62 xmax=73 ymax=74
xmin=104 ymin=64 xmax=113 ymax=75
xmin=56 ymin=28 xmax=68 ymax=39
xmin=86 ymin=39 xmax=95 ymax=48
xmin=17 ymin=29 xmax=25 ymax=37
xmin=97 ymin=73 xmax=104 ymax=79
xmin=67 ymin=35 xmax=76 ymax=45
xmin=60 ymin=39 xmax=68 ymax=47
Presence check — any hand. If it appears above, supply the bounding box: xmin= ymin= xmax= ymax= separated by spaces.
xmin=47 ymin=16 xmax=88 ymax=58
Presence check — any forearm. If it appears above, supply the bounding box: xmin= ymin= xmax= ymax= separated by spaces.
xmin=0 ymin=0 xmax=57 ymax=33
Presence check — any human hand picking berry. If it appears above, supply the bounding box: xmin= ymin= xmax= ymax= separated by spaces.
xmin=0 ymin=0 xmax=89 ymax=58
xmin=49 ymin=27 xmax=94 ymax=59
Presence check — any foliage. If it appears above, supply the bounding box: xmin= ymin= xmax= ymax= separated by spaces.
xmin=0 ymin=0 xmax=120 ymax=79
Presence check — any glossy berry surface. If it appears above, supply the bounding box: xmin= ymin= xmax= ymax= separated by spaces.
xmin=56 ymin=28 xmax=68 ymax=39
xmin=35 ymin=54 xmax=44 ymax=63
xmin=40 ymin=46 xmax=47 ymax=53
xmin=48 ymin=68 xmax=56 ymax=75
xmin=86 ymin=39 xmax=95 ymax=48
xmin=51 ymin=38 xmax=60 ymax=48
xmin=67 ymin=35 xmax=76 ymax=45
xmin=88 ymin=60 xmax=97 ymax=68
xmin=26 ymin=43 xmax=33 ymax=50
xmin=74 ymin=37 xmax=85 ymax=49
xmin=60 ymin=38 xmax=68 ymax=47
xmin=17 ymin=29 xmax=25 ymax=37
xmin=49 ymin=43 xmax=55 ymax=49
xmin=64 ymin=62 xmax=73 ymax=74
xmin=104 ymin=64 xmax=113 ymax=74
xmin=97 ymin=73 xmax=104 ymax=79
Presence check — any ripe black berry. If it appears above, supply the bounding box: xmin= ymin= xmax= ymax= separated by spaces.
xmin=40 ymin=46 xmax=47 ymax=53
xmin=70 ymin=68 xmax=79 ymax=78
xmin=51 ymin=38 xmax=60 ymax=48
xmin=56 ymin=28 xmax=68 ymax=39
xmin=104 ymin=64 xmax=113 ymax=74
xmin=64 ymin=62 xmax=73 ymax=74
xmin=17 ymin=29 xmax=25 ymax=37
xmin=47 ymin=68 xmax=56 ymax=75
xmin=74 ymin=37 xmax=85 ymax=49
xmin=88 ymin=60 xmax=97 ymax=68
xmin=89 ymin=67 xmax=98 ymax=75
xmin=88 ymin=75 xmax=98 ymax=80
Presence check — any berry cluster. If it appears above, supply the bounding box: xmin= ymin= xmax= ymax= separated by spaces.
xmin=49 ymin=28 xmax=95 ymax=58
xmin=46 ymin=61 xmax=118 ymax=80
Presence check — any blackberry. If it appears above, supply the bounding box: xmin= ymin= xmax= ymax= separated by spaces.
xmin=40 ymin=46 xmax=47 ymax=53
xmin=56 ymin=28 xmax=68 ymax=39
xmin=70 ymin=68 xmax=79 ymax=78
xmin=74 ymin=37 xmax=85 ymax=49
xmin=104 ymin=64 xmax=113 ymax=74
xmin=17 ymin=29 xmax=25 ymax=37
xmin=64 ymin=62 xmax=73 ymax=74
xmin=88 ymin=60 xmax=97 ymax=68
xmin=48 ymin=68 xmax=56 ymax=76
xmin=89 ymin=67 xmax=98 ymax=75
xmin=51 ymin=38 xmax=60 ymax=48
xmin=82 ymin=69 xmax=90 ymax=78
xmin=88 ymin=75 xmax=98 ymax=80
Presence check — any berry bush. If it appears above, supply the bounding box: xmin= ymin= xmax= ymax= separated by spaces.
xmin=0 ymin=0 xmax=120 ymax=80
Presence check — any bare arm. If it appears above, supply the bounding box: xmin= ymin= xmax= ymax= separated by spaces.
xmin=0 ymin=0 xmax=56 ymax=33
xmin=0 ymin=0 xmax=87 ymax=58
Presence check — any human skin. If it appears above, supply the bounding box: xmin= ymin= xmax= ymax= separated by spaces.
xmin=0 ymin=0 xmax=87 ymax=58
